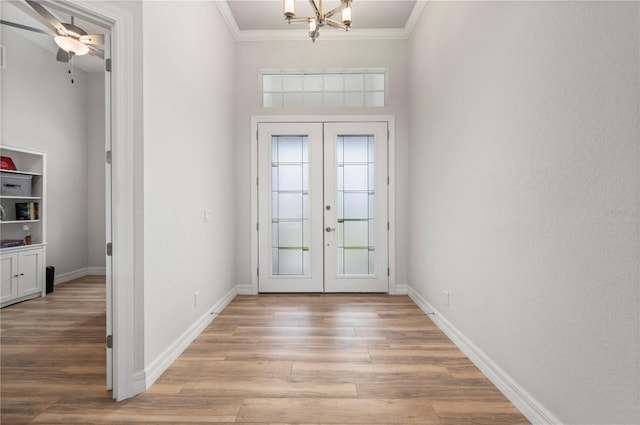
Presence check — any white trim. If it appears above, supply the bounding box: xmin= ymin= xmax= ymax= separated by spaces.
xmin=144 ymin=286 xmax=238 ymax=388
xmin=235 ymin=283 xmax=254 ymax=295
xmin=236 ymin=28 xmax=411 ymax=42
xmin=53 ymin=267 xmax=106 ymax=285
xmin=408 ymin=287 xmax=562 ymax=425
xmin=404 ymin=1 xmax=427 ymax=37
xmin=133 ymin=370 xmax=146 ymax=395
xmin=216 ymin=0 xmax=426 ymax=42
xmin=391 ymin=283 xmax=408 ymax=295
xmin=56 ymin=0 xmax=138 ymax=402
xmin=251 ymin=115 xmax=397 ymax=295
xmin=387 ymin=118 xmax=396 ymax=293
xmin=87 ymin=267 xmax=107 ymax=276
xmin=214 ymin=0 xmax=241 ymax=37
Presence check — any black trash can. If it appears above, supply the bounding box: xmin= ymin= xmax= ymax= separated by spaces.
xmin=46 ymin=266 xmax=55 ymax=294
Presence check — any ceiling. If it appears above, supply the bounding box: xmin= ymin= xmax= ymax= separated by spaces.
xmin=220 ymin=0 xmax=425 ymax=40
xmin=228 ymin=0 xmax=417 ymax=31
xmin=1 ymin=0 xmax=107 ymax=73
xmin=1 ymin=0 xmax=424 ymax=73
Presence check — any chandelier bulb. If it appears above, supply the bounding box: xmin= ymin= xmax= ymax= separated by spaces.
xmin=282 ymin=0 xmax=353 ymax=42
xmin=284 ymin=0 xmax=295 ymax=20
xmin=342 ymin=5 xmax=352 ymax=26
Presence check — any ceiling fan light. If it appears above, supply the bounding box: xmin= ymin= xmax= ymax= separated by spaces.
xmin=54 ymin=36 xmax=89 ymax=56
xmin=308 ymin=18 xmax=317 ymax=33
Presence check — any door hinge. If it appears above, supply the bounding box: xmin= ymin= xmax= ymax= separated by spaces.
xmin=256 ymin=177 xmax=259 ymax=186
xmin=387 ymin=222 xmax=390 ymax=231
xmin=257 ymin=267 xmax=259 ymax=277
xmin=105 ymin=58 xmax=112 ymax=73
xmin=388 ymin=267 xmax=390 ymax=276
xmin=387 ymin=176 xmax=390 ymax=185
xmin=106 ymin=334 xmax=113 ymax=348
xmin=387 ymin=128 xmax=390 ymax=141
xmin=106 ymin=150 xmax=112 ymax=164
xmin=106 ymin=242 xmax=112 ymax=256
xmin=256 ymin=222 xmax=259 ymax=231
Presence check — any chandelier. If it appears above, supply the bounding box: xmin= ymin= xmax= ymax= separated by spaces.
xmin=283 ymin=0 xmax=353 ymax=42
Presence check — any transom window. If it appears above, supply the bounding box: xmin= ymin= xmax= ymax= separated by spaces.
xmin=262 ymin=70 xmax=386 ymax=108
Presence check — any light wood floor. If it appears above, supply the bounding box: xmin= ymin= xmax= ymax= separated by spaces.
xmin=1 ymin=276 xmax=529 ymax=424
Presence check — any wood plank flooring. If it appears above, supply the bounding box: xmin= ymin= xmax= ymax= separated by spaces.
xmin=1 ymin=277 xmax=529 ymax=424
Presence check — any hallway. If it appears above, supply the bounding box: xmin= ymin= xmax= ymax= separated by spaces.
xmin=1 ymin=277 xmax=528 ymax=424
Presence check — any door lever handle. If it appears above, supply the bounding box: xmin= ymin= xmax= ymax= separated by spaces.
xmin=325 ymin=227 xmax=336 ymax=232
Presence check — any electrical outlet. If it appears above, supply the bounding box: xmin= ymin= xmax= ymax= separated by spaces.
xmin=194 ymin=291 xmax=200 ymax=307
xmin=443 ymin=290 xmax=450 ymax=307
xmin=204 ymin=210 xmax=214 ymax=222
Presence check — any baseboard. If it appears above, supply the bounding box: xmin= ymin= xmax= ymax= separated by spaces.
xmin=54 ymin=267 xmax=106 ymax=285
xmin=54 ymin=268 xmax=88 ymax=285
xmin=86 ymin=267 xmax=106 ymax=276
xmin=144 ymin=285 xmax=238 ymax=389
xmin=133 ymin=369 xmax=147 ymax=395
xmin=391 ymin=283 xmax=409 ymax=295
xmin=235 ymin=283 xmax=254 ymax=295
xmin=408 ymin=286 xmax=561 ymax=425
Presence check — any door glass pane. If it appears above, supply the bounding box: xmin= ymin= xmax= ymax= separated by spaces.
xmin=336 ymin=135 xmax=375 ymax=275
xmin=272 ymin=135 xmax=309 ymax=276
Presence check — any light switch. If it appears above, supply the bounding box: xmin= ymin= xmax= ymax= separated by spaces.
xmin=204 ymin=210 xmax=214 ymax=222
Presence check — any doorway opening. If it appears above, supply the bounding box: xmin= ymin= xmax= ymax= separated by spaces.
xmin=46 ymin=0 xmax=137 ymax=401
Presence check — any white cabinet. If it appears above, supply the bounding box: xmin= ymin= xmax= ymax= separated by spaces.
xmin=0 ymin=247 xmax=44 ymax=307
xmin=1 ymin=145 xmax=47 ymax=308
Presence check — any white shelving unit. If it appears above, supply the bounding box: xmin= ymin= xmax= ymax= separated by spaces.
xmin=1 ymin=145 xmax=47 ymax=308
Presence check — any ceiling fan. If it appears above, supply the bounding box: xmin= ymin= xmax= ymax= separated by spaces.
xmin=0 ymin=0 xmax=104 ymax=63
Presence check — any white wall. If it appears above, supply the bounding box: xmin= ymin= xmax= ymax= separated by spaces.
xmin=142 ymin=1 xmax=237 ymax=365
xmin=0 ymin=21 xmax=93 ymax=278
xmin=87 ymin=73 xmax=106 ymax=269
xmin=234 ymin=39 xmax=410 ymax=291
xmin=408 ymin=2 xmax=639 ymax=424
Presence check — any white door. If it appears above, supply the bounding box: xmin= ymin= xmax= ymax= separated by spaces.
xmin=258 ymin=121 xmax=388 ymax=293
xmin=258 ymin=123 xmax=324 ymax=292
xmin=323 ymin=122 xmax=388 ymax=292
xmin=104 ymin=33 xmax=113 ymax=392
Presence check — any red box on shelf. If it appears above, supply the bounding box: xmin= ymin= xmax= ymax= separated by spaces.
xmin=0 ymin=156 xmax=17 ymax=171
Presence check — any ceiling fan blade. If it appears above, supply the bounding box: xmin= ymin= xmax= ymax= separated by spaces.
xmin=87 ymin=45 xmax=104 ymax=59
xmin=80 ymin=34 xmax=104 ymax=46
xmin=56 ymin=48 xmax=73 ymax=62
xmin=0 ymin=19 xmax=55 ymax=36
xmin=24 ymin=0 xmax=68 ymax=35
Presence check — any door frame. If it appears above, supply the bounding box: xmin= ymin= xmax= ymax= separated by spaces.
xmin=55 ymin=1 xmax=138 ymax=401
xmin=250 ymin=115 xmax=398 ymax=294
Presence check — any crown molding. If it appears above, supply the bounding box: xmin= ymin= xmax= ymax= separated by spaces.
xmin=215 ymin=0 xmax=427 ymax=42
xmin=405 ymin=0 xmax=426 ymax=37
xmin=215 ymin=0 xmax=241 ymax=37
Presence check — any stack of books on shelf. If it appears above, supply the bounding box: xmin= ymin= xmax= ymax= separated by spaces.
xmin=1 ymin=239 xmax=25 ymax=248
xmin=15 ymin=202 xmax=39 ymax=220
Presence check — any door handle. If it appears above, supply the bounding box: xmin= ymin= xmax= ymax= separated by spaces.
xmin=325 ymin=227 xmax=336 ymax=232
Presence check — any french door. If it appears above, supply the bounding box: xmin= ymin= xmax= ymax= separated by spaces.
xmin=257 ymin=121 xmax=388 ymax=293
